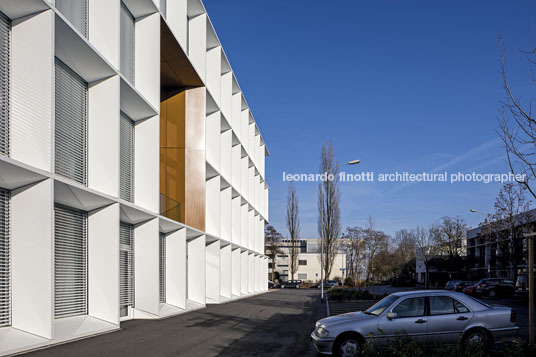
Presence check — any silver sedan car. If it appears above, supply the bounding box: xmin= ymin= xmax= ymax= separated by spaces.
xmin=311 ymin=290 xmax=518 ymax=356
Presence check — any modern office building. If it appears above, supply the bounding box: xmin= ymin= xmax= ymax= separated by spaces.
xmin=269 ymin=239 xmax=346 ymax=282
xmin=0 ymin=0 xmax=269 ymax=354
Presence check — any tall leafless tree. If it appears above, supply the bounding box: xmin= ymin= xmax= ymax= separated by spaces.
xmin=264 ymin=224 xmax=283 ymax=282
xmin=286 ymin=182 xmax=300 ymax=281
xmin=342 ymin=226 xmax=366 ymax=280
xmin=415 ymin=225 xmax=440 ymax=288
xmin=363 ymin=216 xmax=387 ymax=282
xmin=498 ymin=32 xmax=536 ymax=201
xmin=317 ymin=141 xmax=341 ymax=280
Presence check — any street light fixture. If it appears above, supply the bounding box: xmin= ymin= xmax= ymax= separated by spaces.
xmin=320 ymin=158 xmax=360 ymax=304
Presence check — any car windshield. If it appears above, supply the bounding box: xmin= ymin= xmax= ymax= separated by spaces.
xmin=364 ymin=295 xmax=398 ymax=316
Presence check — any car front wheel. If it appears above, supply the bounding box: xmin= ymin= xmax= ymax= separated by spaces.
xmin=333 ymin=333 xmax=363 ymax=357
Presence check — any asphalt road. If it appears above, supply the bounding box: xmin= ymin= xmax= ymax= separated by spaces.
xmin=22 ymin=289 xmax=325 ymax=357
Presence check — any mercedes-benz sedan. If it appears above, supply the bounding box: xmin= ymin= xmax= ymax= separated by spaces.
xmin=311 ymin=290 xmax=518 ymax=356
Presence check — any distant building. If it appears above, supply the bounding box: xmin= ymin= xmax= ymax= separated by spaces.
xmin=268 ymin=239 xmax=346 ymax=282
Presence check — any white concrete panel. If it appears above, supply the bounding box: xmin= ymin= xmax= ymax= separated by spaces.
xmin=240 ymin=109 xmax=249 ymax=153
xmin=220 ymin=129 xmax=231 ymax=181
xmin=231 ymin=248 xmax=240 ymax=296
xmin=206 ymin=111 xmax=220 ymax=171
xmin=135 ymin=115 xmax=159 ymax=213
xmin=134 ymin=218 xmax=160 ymax=316
xmin=248 ymin=166 xmax=255 ymax=206
xmin=205 ymin=47 xmax=221 ymax=106
xmin=88 ymin=203 xmax=120 ymax=325
xmin=167 ymin=0 xmax=187 ymax=51
xmin=248 ymin=210 xmax=254 ymax=251
xmin=240 ymin=251 xmax=248 ymax=295
xmin=240 ymin=157 xmax=248 ymax=201
xmin=10 ymin=10 xmax=53 ymax=171
xmin=231 ymin=196 xmax=240 ymax=245
xmin=220 ymin=72 xmax=232 ymax=121
xmin=166 ymin=228 xmax=186 ymax=309
xmin=254 ymin=256 xmax=260 ymax=292
xmin=220 ymin=244 xmax=231 ymax=299
xmin=205 ymin=176 xmax=220 ymax=236
xmin=220 ymin=187 xmax=231 ymax=241
xmin=88 ymin=75 xmax=120 ymax=197
xmin=248 ymin=253 xmax=254 ymax=293
xmin=135 ymin=12 xmax=160 ymax=107
xmin=188 ymin=235 xmax=206 ymax=304
xmin=89 ymin=0 xmax=120 ymax=68
xmin=231 ymin=144 xmax=241 ymax=193
xmin=11 ymin=179 xmax=53 ymax=339
xmin=248 ymin=124 xmax=255 ymax=166
xmin=231 ymin=93 xmax=241 ymax=137
xmin=240 ymin=203 xmax=248 ymax=248
xmin=205 ymin=240 xmax=220 ymax=302
xmin=187 ymin=13 xmax=206 ymax=81
xmin=265 ymin=187 xmax=269 ymax=222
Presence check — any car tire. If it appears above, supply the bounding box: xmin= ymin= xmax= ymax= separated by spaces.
xmin=488 ymin=289 xmax=496 ymax=298
xmin=333 ymin=332 xmax=364 ymax=357
xmin=463 ymin=328 xmax=492 ymax=351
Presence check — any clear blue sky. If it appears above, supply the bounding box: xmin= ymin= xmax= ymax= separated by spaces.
xmin=203 ymin=0 xmax=536 ymax=238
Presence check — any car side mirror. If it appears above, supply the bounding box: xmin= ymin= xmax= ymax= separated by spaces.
xmin=386 ymin=312 xmax=397 ymax=320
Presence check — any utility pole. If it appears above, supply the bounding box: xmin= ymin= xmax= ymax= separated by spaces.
xmin=525 ymin=232 xmax=535 ymax=347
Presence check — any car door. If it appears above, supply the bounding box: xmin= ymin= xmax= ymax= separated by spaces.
xmin=426 ymin=295 xmax=473 ymax=344
xmin=376 ymin=296 xmax=427 ymax=346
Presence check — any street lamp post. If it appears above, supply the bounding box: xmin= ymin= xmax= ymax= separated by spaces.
xmin=320 ymin=159 xmax=360 ymax=303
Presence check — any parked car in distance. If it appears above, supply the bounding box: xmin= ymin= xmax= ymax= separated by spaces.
xmin=454 ymin=281 xmax=475 ymax=292
xmin=268 ymin=280 xmax=279 ymax=289
xmin=444 ymin=280 xmax=462 ymax=290
xmin=311 ymin=280 xmax=339 ymax=289
xmin=475 ymin=278 xmax=515 ymax=298
xmin=280 ymin=280 xmax=302 ymax=289
xmin=515 ymin=274 xmax=528 ymax=299
xmin=311 ymin=290 xmax=518 ymax=356
xmin=463 ymin=284 xmax=478 ymax=296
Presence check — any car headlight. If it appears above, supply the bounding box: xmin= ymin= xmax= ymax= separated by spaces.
xmin=316 ymin=326 xmax=329 ymax=338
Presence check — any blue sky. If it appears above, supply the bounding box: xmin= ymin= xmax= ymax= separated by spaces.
xmin=203 ymin=0 xmax=536 ymax=238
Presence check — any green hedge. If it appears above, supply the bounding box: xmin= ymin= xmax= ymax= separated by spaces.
xmin=327 ymin=288 xmax=387 ymax=301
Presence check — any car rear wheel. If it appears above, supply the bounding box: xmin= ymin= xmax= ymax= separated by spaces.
xmin=333 ymin=333 xmax=364 ymax=357
xmin=488 ymin=289 xmax=496 ymax=297
xmin=463 ymin=328 xmax=491 ymax=351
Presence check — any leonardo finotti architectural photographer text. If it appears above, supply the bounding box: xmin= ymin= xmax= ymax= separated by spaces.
xmin=282 ymin=171 xmax=526 ymax=184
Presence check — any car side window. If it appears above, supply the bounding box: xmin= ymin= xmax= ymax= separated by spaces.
xmin=392 ymin=297 xmax=425 ymax=318
xmin=429 ymin=296 xmax=469 ymax=315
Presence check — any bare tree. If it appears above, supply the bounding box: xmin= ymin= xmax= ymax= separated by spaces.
xmin=286 ymin=182 xmax=300 ymax=281
xmin=317 ymin=141 xmax=341 ymax=280
xmin=415 ymin=226 xmax=440 ymax=288
xmin=341 ymin=226 xmax=366 ymax=280
xmin=435 ymin=216 xmax=467 ymax=257
xmin=264 ymin=224 xmax=283 ymax=282
xmin=394 ymin=229 xmax=417 ymax=265
xmin=498 ymin=32 xmax=536 ymax=201
xmin=363 ymin=216 xmax=387 ymax=282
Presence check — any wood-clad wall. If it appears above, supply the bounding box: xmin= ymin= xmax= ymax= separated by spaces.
xmin=160 ymin=87 xmax=205 ymax=231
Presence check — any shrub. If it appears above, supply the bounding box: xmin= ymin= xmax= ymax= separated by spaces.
xmin=344 ymin=277 xmax=355 ymax=287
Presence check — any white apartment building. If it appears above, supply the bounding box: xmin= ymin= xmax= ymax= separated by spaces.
xmin=0 ymin=0 xmax=269 ymax=355
xmin=270 ymin=239 xmax=346 ymax=282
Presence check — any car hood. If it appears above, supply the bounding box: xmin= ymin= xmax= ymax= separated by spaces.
xmin=318 ymin=311 xmax=376 ymax=327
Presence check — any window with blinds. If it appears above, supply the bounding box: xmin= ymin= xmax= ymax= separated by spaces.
xmin=120 ymin=112 xmax=134 ymax=202
xmin=0 ymin=189 xmax=10 ymax=327
xmin=54 ymin=205 xmax=87 ymax=319
xmin=55 ymin=58 xmax=88 ymax=185
xmin=120 ymin=2 xmax=135 ymax=84
xmin=159 ymin=233 xmax=166 ymax=303
xmin=120 ymin=222 xmax=134 ymax=316
xmin=55 ymin=0 xmax=88 ymax=38
xmin=0 ymin=11 xmax=10 ymax=156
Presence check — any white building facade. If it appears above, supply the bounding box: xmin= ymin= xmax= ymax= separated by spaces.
xmin=271 ymin=239 xmax=346 ymax=282
xmin=0 ymin=0 xmax=269 ymax=355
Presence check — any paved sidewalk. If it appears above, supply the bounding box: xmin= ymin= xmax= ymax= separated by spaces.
xmin=22 ymin=289 xmax=324 ymax=357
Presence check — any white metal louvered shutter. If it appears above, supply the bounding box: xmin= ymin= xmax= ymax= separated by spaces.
xmin=159 ymin=233 xmax=165 ymax=303
xmin=54 ymin=205 xmax=87 ymax=319
xmin=55 ymin=58 xmax=88 ymax=185
xmin=55 ymin=0 xmax=88 ymax=37
xmin=0 ymin=189 xmax=10 ymax=327
xmin=120 ymin=2 xmax=135 ymax=84
xmin=120 ymin=112 xmax=134 ymax=202
xmin=120 ymin=222 xmax=134 ymax=310
xmin=0 ymin=11 xmax=10 ymax=156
